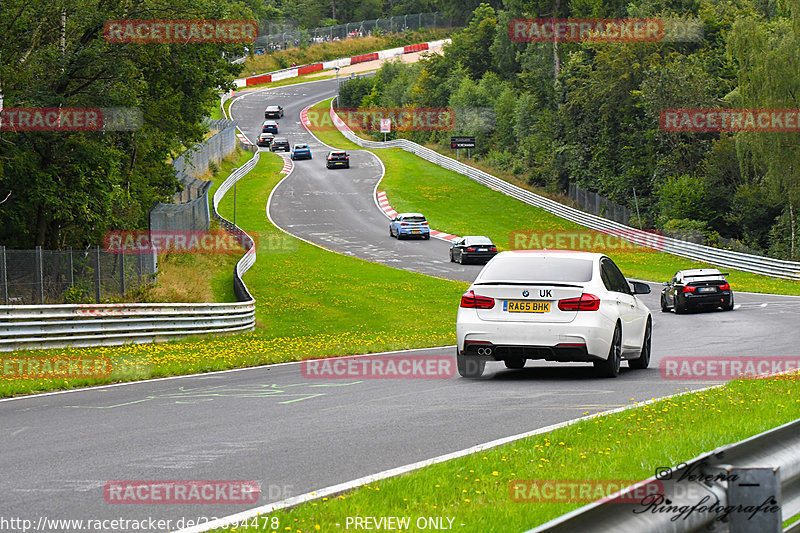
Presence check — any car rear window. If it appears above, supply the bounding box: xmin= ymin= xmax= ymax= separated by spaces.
xmin=465 ymin=237 xmax=493 ymax=245
xmin=329 ymin=153 xmax=347 ymax=159
xmin=404 ymin=216 xmax=426 ymax=223
xmin=478 ymin=256 xmax=594 ymax=283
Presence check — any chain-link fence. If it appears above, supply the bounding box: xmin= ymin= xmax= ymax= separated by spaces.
xmin=256 ymin=12 xmax=450 ymax=51
xmin=149 ymin=120 xmax=237 ymax=232
xmin=0 ymin=246 xmax=157 ymax=305
xmin=568 ymin=183 xmax=632 ymax=225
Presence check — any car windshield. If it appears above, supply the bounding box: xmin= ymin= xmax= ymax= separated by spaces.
xmin=477 ymin=256 xmax=593 ymax=283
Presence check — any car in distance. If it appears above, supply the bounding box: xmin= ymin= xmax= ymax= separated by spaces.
xmin=270 ymin=137 xmax=290 ymax=152
xmin=389 ymin=213 xmax=430 ymax=240
xmin=291 ymin=143 xmax=312 ymax=160
xmin=326 ymin=151 xmax=350 ymax=169
xmin=450 ymin=236 xmax=498 ymax=264
xmin=660 ymin=268 xmax=733 ymax=313
xmin=262 ymin=120 xmax=278 ymax=134
xmin=456 ymin=251 xmax=652 ymax=378
xmin=257 ymin=133 xmax=274 ymax=147
xmin=264 ymin=105 xmax=284 ymax=119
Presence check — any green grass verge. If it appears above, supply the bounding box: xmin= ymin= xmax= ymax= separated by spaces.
xmin=306 ymin=98 xmax=800 ymax=296
xmin=0 ymin=153 xmax=466 ymax=398
xmin=206 ymin=373 xmax=800 ymax=532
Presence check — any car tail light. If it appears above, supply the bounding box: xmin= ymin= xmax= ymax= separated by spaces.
xmin=466 ymin=247 xmax=476 ymax=252
xmin=557 ymin=293 xmax=600 ymax=311
xmin=682 ymin=285 xmax=697 ymax=293
xmin=489 ymin=246 xmax=497 ymax=251
xmin=719 ymin=282 xmax=730 ymax=290
xmin=460 ymin=290 xmax=495 ymax=309
xmin=401 ymin=222 xmax=408 ymax=227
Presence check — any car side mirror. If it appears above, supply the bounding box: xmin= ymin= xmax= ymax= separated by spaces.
xmin=631 ymin=281 xmax=651 ymax=294
xmin=662 ymin=281 xmax=669 ymax=286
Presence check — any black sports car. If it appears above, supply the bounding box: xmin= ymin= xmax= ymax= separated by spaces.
xmin=449 ymin=236 xmax=498 ymax=264
xmin=661 ymin=268 xmax=734 ymax=313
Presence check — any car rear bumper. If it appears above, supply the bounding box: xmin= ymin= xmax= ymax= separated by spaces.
xmin=398 ymin=229 xmax=430 ymax=236
xmin=456 ymin=310 xmax=614 ymax=360
xmin=463 ymin=251 xmax=497 ymax=262
xmin=682 ymin=291 xmax=732 ymax=308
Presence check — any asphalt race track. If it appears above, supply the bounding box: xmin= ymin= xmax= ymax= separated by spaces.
xmin=3 ymin=79 xmax=800 ymax=532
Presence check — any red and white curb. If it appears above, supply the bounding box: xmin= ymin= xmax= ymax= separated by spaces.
xmin=234 ymin=39 xmax=449 ymax=88
xmin=279 ymin=154 xmax=293 ymax=174
xmin=236 ymin=132 xmax=252 ymax=146
xmin=376 ymin=191 xmax=460 ymax=243
xmin=300 ymin=106 xmax=312 ymax=129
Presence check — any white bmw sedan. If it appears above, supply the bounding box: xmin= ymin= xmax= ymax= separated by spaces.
xmin=456 ymin=251 xmax=652 ymax=378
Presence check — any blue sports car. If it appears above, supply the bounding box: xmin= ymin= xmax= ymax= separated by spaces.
xmin=390 ymin=213 xmax=430 ymax=240
xmin=291 ymin=144 xmax=312 ymax=160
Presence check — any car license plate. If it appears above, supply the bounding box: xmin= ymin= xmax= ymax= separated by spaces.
xmin=412 ymin=230 xmax=420 ymax=233
xmin=504 ymin=300 xmax=550 ymax=313
xmin=699 ymin=287 xmax=716 ymax=292
xmin=478 ymin=248 xmax=486 ymax=251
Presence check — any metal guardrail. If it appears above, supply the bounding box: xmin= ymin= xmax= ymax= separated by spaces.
xmin=526 ymin=418 xmax=800 ymax=533
xmin=331 ymin=100 xmax=800 ymax=280
xmin=212 ymin=151 xmax=261 ymax=302
xmin=0 ymin=152 xmax=261 ymax=352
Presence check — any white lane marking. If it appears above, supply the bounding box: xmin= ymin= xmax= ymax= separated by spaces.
xmin=734 ymin=304 xmax=741 ymax=310
xmin=0 ymin=346 xmax=454 ymax=404
xmin=761 ymin=303 xmax=768 ymax=307
xmin=174 ymin=382 xmax=727 ymax=533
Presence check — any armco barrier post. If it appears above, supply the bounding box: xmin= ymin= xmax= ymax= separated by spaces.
xmin=36 ymin=245 xmax=44 ymax=304
xmin=120 ymin=251 xmax=126 ymax=297
xmin=67 ymin=247 xmax=74 ymax=287
xmin=95 ymin=245 xmax=101 ymax=303
xmin=1 ymin=245 xmax=7 ymax=305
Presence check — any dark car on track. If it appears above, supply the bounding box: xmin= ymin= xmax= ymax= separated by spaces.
xmin=264 ymin=105 xmax=284 ymax=119
xmin=257 ymin=133 xmax=274 ymax=147
xmin=270 ymin=137 xmax=290 ymax=152
xmin=326 ymin=151 xmax=350 ymax=169
xmin=449 ymin=236 xmax=498 ymax=264
xmin=661 ymin=268 xmax=734 ymax=313
xmin=389 ymin=213 xmax=430 ymax=240
xmin=262 ymin=120 xmax=278 ymax=134
xmin=291 ymin=144 xmax=312 ymax=160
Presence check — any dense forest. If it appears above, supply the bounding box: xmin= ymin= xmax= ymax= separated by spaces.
xmin=339 ymin=0 xmax=800 ymax=259
xmin=0 ymin=0 xmax=258 ymax=248
xmin=264 ymin=0 xmax=501 ymax=28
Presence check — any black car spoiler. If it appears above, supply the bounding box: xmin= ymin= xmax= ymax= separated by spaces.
xmin=685 ymin=273 xmax=729 ymax=278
